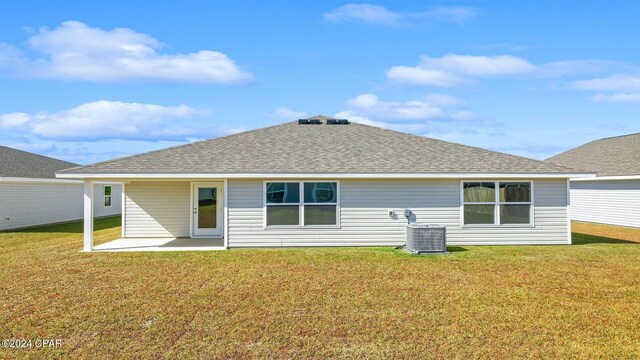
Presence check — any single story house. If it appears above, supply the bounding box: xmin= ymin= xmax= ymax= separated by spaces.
xmin=0 ymin=146 xmax=122 ymax=231
xmin=57 ymin=116 xmax=592 ymax=252
xmin=547 ymin=132 xmax=639 ymax=228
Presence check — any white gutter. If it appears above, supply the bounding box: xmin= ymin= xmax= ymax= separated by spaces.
xmin=0 ymin=177 xmax=83 ymax=184
xmin=571 ymin=175 xmax=640 ymax=181
xmin=56 ymin=172 xmax=597 ymax=180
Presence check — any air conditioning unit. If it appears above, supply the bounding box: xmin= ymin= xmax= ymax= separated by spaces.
xmin=405 ymin=223 xmax=447 ymax=254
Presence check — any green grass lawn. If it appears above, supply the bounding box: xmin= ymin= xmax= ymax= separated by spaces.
xmin=1 ymin=218 xmax=639 ymax=358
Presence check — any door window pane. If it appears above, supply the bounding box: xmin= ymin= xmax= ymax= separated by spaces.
xmin=198 ymin=187 xmax=217 ymax=228
xmin=500 ymin=204 xmax=531 ymax=224
xmin=304 ymin=205 xmax=337 ymax=225
xmin=266 ymin=182 xmax=300 ymax=203
xmin=500 ymin=182 xmax=531 ymax=202
xmin=304 ymin=182 xmax=337 ymax=203
xmin=266 ymin=205 xmax=300 ymax=226
xmin=464 ymin=204 xmax=495 ymax=224
xmin=463 ymin=182 xmax=495 ymax=202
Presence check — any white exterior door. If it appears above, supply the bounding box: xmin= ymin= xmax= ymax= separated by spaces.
xmin=192 ymin=182 xmax=223 ymax=237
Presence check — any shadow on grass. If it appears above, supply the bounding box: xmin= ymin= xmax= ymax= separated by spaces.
xmin=447 ymin=246 xmax=468 ymax=252
xmin=393 ymin=246 xmax=467 ymax=256
xmin=12 ymin=216 xmax=121 ymax=234
xmin=572 ymin=232 xmax=637 ymax=245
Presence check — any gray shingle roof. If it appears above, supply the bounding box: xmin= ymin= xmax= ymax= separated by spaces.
xmin=0 ymin=146 xmax=79 ymax=179
xmin=60 ymin=116 xmax=583 ymax=175
xmin=546 ymin=132 xmax=640 ymax=176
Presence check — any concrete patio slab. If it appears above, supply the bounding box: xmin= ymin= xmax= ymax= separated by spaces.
xmin=91 ymin=237 xmax=225 ymax=252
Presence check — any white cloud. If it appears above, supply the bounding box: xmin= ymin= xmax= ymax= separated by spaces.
xmin=0 ymin=21 xmax=253 ymax=84
xmin=479 ymin=43 xmax=529 ymax=52
xmin=2 ymin=139 xmax=193 ymax=165
xmin=346 ymin=93 xmax=379 ymax=108
xmin=422 ymin=6 xmax=479 ymax=24
xmin=422 ymin=126 xmax=480 ymax=139
xmin=572 ymin=74 xmax=640 ymax=91
xmin=387 ymin=54 xmax=535 ymax=86
xmin=343 ymin=93 xmax=448 ymax=120
xmin=386 ymin=66 xmax=461 ymax=87
xmin=325 ymin=4 xmax=401 ymax=25
xmin=335 ymin=93 xmax=504 ymax=143
xmin=0 ymin=43 xmax=25 ymax=68
xmin=422 ymin=54 xmax=535 ymax=76
xmin=449 ymin=110 xmax=477 ymax=121
xmin=334 ymin=111 xmax=388 ymax=128
xmin=0 ymin=112 xmax=30 ymax=128
xmin=424 ymin=93 xmax=466 ymax=106
xmin=0 ymin=100 xmax=213 ymax=141
xmin=324 ymin=4 xmax=478 ymax=25
xmin=537 ymin=60 xmax=628 ymax=78
xmin=270 ymin=107 xmax=308 ymax=119
xmin=386 ymin=55 xmax=632 ymax=90
xmin=218 ymin=126 xmax=248 ymax=136
xmin=1 ymin=141 xmax=56 ymax=153
xmin=493 ymin=143 xmax=568 ymax=159
xmin=591 ymin=93 xmax=640 ymax=103
xmin=338 ymin=93 xmax=477 ymax=123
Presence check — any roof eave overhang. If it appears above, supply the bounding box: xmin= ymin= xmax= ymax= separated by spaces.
xmin=56 ymin=172 xmax=597 ymax=180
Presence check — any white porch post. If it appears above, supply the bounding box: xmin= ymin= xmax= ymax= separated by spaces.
xmin=83 ymin=180 xmax=94 ymax=252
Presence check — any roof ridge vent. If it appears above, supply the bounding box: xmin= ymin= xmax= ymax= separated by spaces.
xmin=298 ymin=119 xmax=322 ymax=125
xmin=326 ymin=119 xmax=350 ymax=125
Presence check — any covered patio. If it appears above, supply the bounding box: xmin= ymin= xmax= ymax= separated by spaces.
xmin=82 ymin=179 xmax=228 ymax=252
xmin=93 ymin=237 xmax=225 ymax=252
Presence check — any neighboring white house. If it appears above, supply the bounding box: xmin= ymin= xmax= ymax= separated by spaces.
xmin=0 ymin=146 xmax=122 ymax=231
xmin=547 ymin=133 xmax=640 ymax=228
xmin=56 ymin=116 xmax=593 ymax=252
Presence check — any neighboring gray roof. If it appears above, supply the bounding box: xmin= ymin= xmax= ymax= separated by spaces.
xmin=0 ymin=146 xmax=79 ymax=179
xmin=546 ymin=132 xmax=640 ymax=176
xmin=60 ymin=116 xmax=582 ymax=175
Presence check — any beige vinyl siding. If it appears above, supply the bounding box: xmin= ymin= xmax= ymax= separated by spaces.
xmin=227 ymin=178 xmax=569 ymax=247
xmin=124 ymin=181 xmax=190 ymax=237
xmin=570 ymin=180 xmax=640 ymax=228
xmin=0 ymin=182 xmax=121 ymax=231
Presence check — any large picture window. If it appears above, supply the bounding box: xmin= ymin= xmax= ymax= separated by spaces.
xmin=462 ymin=181 xmax=532 ymax=225
xmin=265 ymin=182 xmax=339 ymax=227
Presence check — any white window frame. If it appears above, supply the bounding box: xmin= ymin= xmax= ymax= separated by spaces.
xmin=263 ymin=180 xmax=340 ymax=229
xmin=103 ymin=185 xmax=112 ymax=208
xmin=460 ymin=180 xmax=534 ymax=227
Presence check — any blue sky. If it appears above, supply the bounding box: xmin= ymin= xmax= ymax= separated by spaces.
xmin=0 ymin=1 xmax=638 ymax=164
